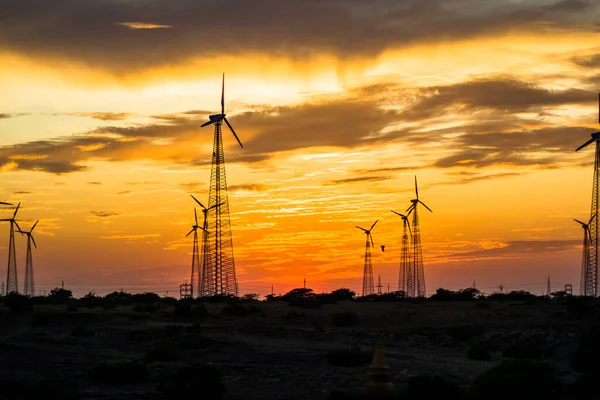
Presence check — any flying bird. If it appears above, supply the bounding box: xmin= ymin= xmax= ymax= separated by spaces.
xmin=381 ymin=245 xmax=386 ymax=252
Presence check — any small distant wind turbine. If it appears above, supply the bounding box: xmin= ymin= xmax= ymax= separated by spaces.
xmin=0 ymin=203 xmax=22 ymax=294
xmin=391 ymin=210 xmax=412 ymax=294
xmin=406 ymin=177 xmax=432 ymax=298
xmin=191 ymin=195 xmax=224 ymax=297
xmin=356 ymin=220 xmax=378 ymax=297
xmin=18 ymin=220 xmax=38 ymax=296
xmin=575 ymin=213 xmax=597 ymax=296
xmin=186 ymin=207 xmax=208 ymax=299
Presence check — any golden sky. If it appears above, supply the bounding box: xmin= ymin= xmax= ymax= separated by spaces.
xmin=1 ymin=0 xmax=600 ymax=296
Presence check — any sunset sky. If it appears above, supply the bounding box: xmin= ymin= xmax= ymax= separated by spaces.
xmin=1 ymin=0 xmax=600 ymax=297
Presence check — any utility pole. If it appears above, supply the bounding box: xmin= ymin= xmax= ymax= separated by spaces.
xmin=61 ymin=280 xmax=64 ymax=290
xmin=547 ymin=276 xmax=552 ymax=297
xmin=498 ymin=284 xmax=505 ymax=294
xmin=303 ymin=278 xmax=306 ymax=289
xmin=271 ymin=284 xmax=274 ymax=296
xmin=387 ymin=284 xmax=390 ymax=293
xmin=377 ymin=275 xmax=383 ymax=295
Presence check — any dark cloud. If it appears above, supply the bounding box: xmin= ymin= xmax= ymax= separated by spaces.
xmin=90 ymin=211 xmax=119 ymax=218
xmin=0 ymin=113 xmax=30 ymax=119
xmin=572 ymin=54 xmax=600 ymax=68
xmin=327 ymin=176 xmax=391 ymax=185
xmin=443 ymin=172 xmax=524 ymax=185
xmin=442 ymin=240 xmax=580 ymax=261
xmin=0 ymin=0 xmax=597 ymax=74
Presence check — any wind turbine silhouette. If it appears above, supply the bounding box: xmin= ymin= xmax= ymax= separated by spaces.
xmin=575 ymin=93 xmax=600 ymax=296
xmin=200 ymin=74 xmax=243 ymax=296
xmin=17 ymin=220 xmax=38 ymax=296
xmin=391 ymin=210 xmax=412 ymax=295
xmin=191 ymin=195 xmax=224 ymax=297
xmin=406 ymin=177 xmax=432 ymax=297
xmin=575 ymin=213 xmax=597 ymax=296
xmin=0 ymin=203 xmax=22 ymax=294
xmin=356 ymin=220 xmax=378 ymax=297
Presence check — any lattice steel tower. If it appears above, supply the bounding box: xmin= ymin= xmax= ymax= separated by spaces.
xmin=18 ymin=220 xmax=38 ymax=296
xmin=574 ymin=215 xmax=595 ymax=296
xmin=0 ymin=203 xmax=21 ymax=294
xmin=199 ymin=75 xmax=243 ymax=296
xmin=185 ymin=208 xmax=202 ymax=298
xmin=406 ymin=177 xmax=432 ymax=297
xmin=575 ymin=94 xmax=600 ymax=297
xmin=391 ymin=210 xmax=411 ymax=294
xmin=356 ymin=220 xmax=378 ymax=296
xmin=191 ymin=195 xmax=222 ymax=297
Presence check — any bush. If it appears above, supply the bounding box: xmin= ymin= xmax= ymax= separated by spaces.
xmin=503 ymin=343 xmax=541 ymax=359
xmin=88 ymin=361 xmax=149 ymax=385
xmin=144 ymin=342 xmax=179 ymax=363
xmin=221 ymin=304 xmax=248 ymax=317
xmin=469 ymin=360 xmax=562 ymax=400
xmin=406 ymin=374 xmax=465 ymax=400
xmin=331 ymin=312 xmax=358 ymax=327
xmin=161 ymin=296 xmax=178 ymax=306
xmin=468 ymin=343 xmax=491 ymax=361
xmin=326 ymin=348 xmax=371 ymax=367
xmin=164 ymin=325 xmax=183 ymax=338
xmin=3 ymin=293 xmax=33 ymax=314
xmin=156 ymin=363 xmax=225 ymax=399
xmin=71 ymin=326 xmax=94 ymax=338
xmin=131 ymin=292 xmax=161 ymax=304
xmin=80 ymin=292 xmax=103 ymax=308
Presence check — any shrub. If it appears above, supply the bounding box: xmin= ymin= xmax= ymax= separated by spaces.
xmin=503 ymin=343 xmax=541 ymax=359
xmin=88 ymin=361 xmax=149 ymax=385
xmin=326 ymin=348 xmax=371 ymax=367
xmin=406 ymin=374 xmax=465 ymax=400
xmin=156 ymin=363 xmax=225 ymax=399
xmin=468 ymin=343 xmax=491 ymax=361
xmin=469 ymin=360 xmax=562 ymax=400
xmin=331 ymin=312 xmax=358 ymax=327
xmin=71 ymin=326 xmax=94 ymax=338
xmin=80 ymin=292 xmax=103 ymax=308
xmin=161 ymin=296 xmax=178 ymax=306
xmin=131 ymin=292 xmax=161 ymax=304
xmin=3 ymin=293 xmax=33 ymax=314
xmin=164 ymin=325 xmax=183 ymax=338
xmin=144 ymin=342 xmax=179 ymax=363
xmin=221 ymin=304 xmax=248 ymax=317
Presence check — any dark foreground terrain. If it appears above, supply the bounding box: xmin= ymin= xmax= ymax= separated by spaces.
xmin=0 ymin=294 xmax=598 ymax=399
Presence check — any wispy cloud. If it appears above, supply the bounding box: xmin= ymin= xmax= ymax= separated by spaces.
xmin=90 ymin=211 xmax=119 ymax=218
xmin=116 ymin=22 xmax=172 ymax=30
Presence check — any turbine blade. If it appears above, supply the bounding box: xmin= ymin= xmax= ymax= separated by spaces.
xmin=224 ymin=117 xmax=243 ymax=148
xmin=195 ymin=208 xmax=198 ymax=226
xmin=576 ymin=137 xmax=595 ymax=152
xmin=391 ymin=210 xmax=402 ymax=217
xmin=0 ymin=202 xmax=12 ymax=205
xmin=190 ymin=195 xmax=206 ymax=210
xmin=200 ymin=226 xmax=209 ymax=234
xmin=31 ymin=220 xmax=39 ymax=232
xmin=370 ymin=219 xmax=379 ymax=231
xmin=221 ymin=73 xmax=225 ymax=115
xmin=356 ymin=226 xmax=367 ymax=232
xmin=590 ymin=213 xmax=597 ymax=225
xmin=415 ymin=176 xmax=419 ymax=200
xmin=13 ymin=220 xmax=22 ymax=233
xmin=12 ymin=202 xmax=20 ymax=219
xmin=186 ymin=228 xmax=195 ymax=237
xmin=31 ymin=235 xmax=37 ymax=249
xmin=370 ymin=233 xmax=374 ymax=248
xmin=574 ymin=218 xmax=586 ymax=226
xmin=201 ymin=120 xmax=214 ymax=128
xmin=419 ymin=200 xmax=433 ymax=213
xmin=407 ymin=220 xmax=412 ymax=236
xmin=209 ymin=201 xmax=225 ymax=210
xmin=406 ymin=203 xmax=415 ymax=213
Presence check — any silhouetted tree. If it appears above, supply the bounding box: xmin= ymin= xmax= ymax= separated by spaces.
xmin=48 ymin=287 xmax=73 ymax=304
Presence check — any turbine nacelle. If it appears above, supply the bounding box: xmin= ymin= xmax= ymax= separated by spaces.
xmin=200 ymin=74 xmax=244 ymax=149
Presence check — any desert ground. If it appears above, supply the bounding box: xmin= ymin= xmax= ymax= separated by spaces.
xmin=0 ymin=296 xmax=594 ymax=399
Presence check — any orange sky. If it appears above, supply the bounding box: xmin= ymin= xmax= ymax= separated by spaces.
xmin=1 ymin=0 xmax=600 ymax=297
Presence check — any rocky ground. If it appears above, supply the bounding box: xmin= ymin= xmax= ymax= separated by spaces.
xmin=0 ymin=299 xmax=592 ymax=399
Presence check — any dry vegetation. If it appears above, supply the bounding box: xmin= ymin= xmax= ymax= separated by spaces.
xmin=0 ymin=290 xmax=597 ymax=399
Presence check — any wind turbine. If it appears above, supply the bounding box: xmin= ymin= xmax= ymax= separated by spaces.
xmin=356 ymin=220 xmax=378 ymax=297
xmin=18 ymin=220 xmax=38 ymax=296
xmin=406 ymin=177 xmax=432 ymax=298
xmin=392 ymin=210 xmax=412 ymax=295
xmin=0 ymin=203 xmax=22 ymax=294
xmin=200 ymin=74 xmax=243 ymax=297
xmin=575 ymin=213 xmax=597 ymax=296
xmin=185 ymin=208 xmax=205 ymax=299
xmin=575 ymin=93 xmax=600 ymax=297
xmin=191 ymin=195 xmax=223 ymax=297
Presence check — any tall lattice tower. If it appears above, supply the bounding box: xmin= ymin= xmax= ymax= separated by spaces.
xmin=575 ymin=93 xmax=600 ymax=297
xmin=200 ymin=75 xmax=243 ymax=296
xmin=18 ymin=220 xmax=39 ymax=296
xmin=406 ymin=177 xmax=432 ymax=297
xmin=185 ymin=208 xmax=202 ymax=298
xmin=391 ymin=210 xmax=411 ymax=294
xmin=1 ymin=203 xmax=21 ymax=294
xmin=356 ymin=220 xmax=378 ymax=296
xmin=575 ymin=215 xmax=595 ymax=295
xmin=191 ymin=196 xmax=222 ymax=297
